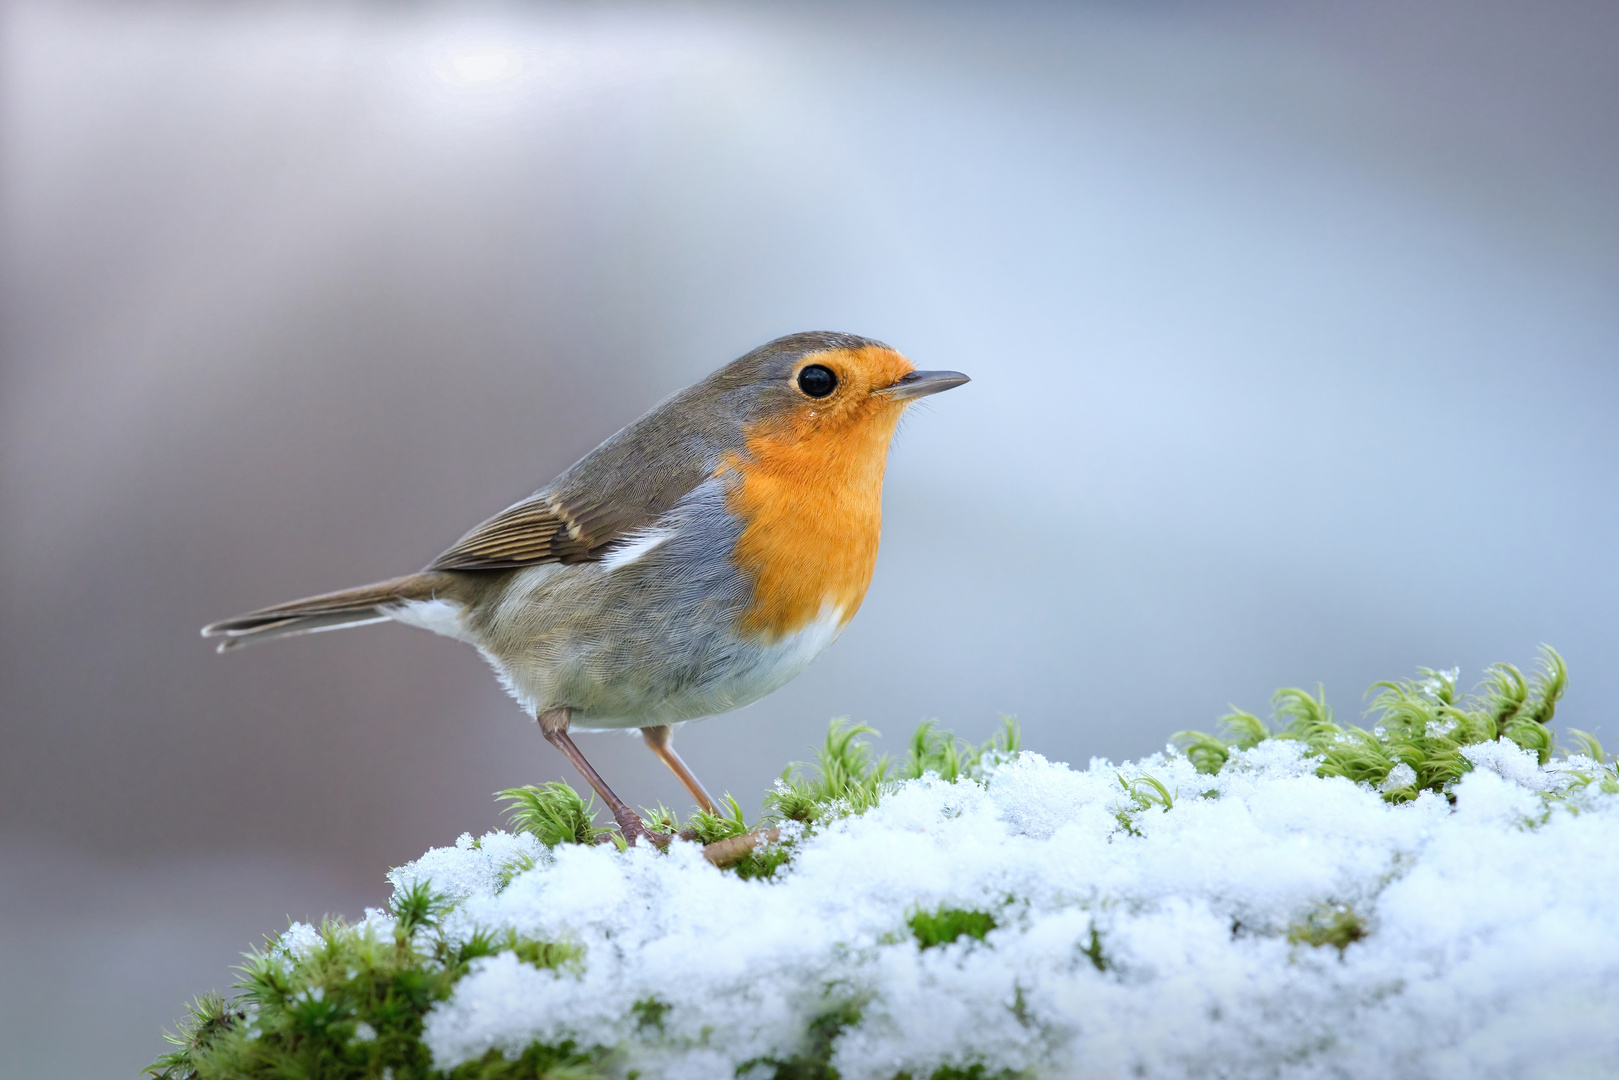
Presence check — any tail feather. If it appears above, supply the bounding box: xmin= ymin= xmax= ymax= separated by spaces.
xmin=202 ymin=572 xmax=451 ymax=652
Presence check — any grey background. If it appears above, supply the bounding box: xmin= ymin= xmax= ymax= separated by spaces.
xmin=2 ymin=0 xmax=1616 ymax=1074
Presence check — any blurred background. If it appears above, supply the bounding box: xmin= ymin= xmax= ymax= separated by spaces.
xmin=2 ymin=0 xmax=1616 ymax=1073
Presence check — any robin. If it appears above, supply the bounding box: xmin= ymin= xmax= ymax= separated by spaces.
xmin=203 ymin=332 xmax=968 ymax=845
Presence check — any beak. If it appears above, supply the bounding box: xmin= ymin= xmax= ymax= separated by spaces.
xmin=874 ymin=369 xmax=971 ymax=401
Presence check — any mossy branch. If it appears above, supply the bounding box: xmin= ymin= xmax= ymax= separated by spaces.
xmin=152 ymin=649 xmax=1607 ymax=1080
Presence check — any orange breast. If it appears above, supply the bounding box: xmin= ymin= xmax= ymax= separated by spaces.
xmin=723 ymin=384 xmax=907 ymax=643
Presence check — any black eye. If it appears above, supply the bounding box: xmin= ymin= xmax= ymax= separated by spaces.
xmin=797 ymin=364 xmax=837 ymax=398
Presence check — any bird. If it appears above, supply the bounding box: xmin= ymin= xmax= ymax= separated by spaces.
xmin=203 ymin=331 xmax=968 ymax=845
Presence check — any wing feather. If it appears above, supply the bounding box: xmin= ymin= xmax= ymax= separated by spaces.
xmin=428 ymin=499 xmax=569 ymax=570
xmin=427 ymin=486 xmax=705 ymax=571
xmin=426 ymin=376 xmax=737 ymax=572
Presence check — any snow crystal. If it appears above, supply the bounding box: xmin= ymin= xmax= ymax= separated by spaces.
xmin=276 ymin=921 xmax=325 ymax=961
xmin=1379 ymin=762 xmax=1418 ymax=792
xmin=364 ymin=746 xmax=1615 ymax=1079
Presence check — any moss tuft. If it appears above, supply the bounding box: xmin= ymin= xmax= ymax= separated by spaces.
xmin=895 ymin=1066 xmax=1029 ymax=1080
xmin=1546 ymin=729 xmax=1619 ymax=803
xmin=1287 ymin=903 xmax=1369 ymax=955
xmin=390 ymin=881 xmax=450 ymax=941
xmin=749 ymin=718 xmax=1016 ymax=882
xmin=765 ymin=720 xmax=894 ymax=825
xmin=146 ymin=907 xmax=592 ymax=1080
xmin=493 ymin=851 xmax=538 ymax=892
xmin=730 ymin=838 xmax=796 ymax=882
xmin=1172 ymin=646 xmax=1569 ymax=801
xmin=1080 ymin=924 xmax=1110 ymax=972
xmin=497 ymin=782 xmax=605 ymax=846
xmin=908 ymin=906 xmax=998 ymax=949
xmin=903 ymin=717 xmax=1022 ymax=782
xmin=688 ymin=794 xmax=753 ymax=845
xmin=630 ymin=996 xmax=671 ymax=1033
xmin=1111 ymin=772 xmax=1175 ymax=837
xmin=738 ymin=994 xmax=868 ymax=1080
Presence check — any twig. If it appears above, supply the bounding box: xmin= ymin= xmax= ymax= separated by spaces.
xmin=702 ymin=828 xmax=781 ymax=868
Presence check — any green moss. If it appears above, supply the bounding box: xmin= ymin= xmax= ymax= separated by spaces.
xmin=895 ymin=1067 xmax=1028 ymax=1080
xmin=1546 ymin=729 xmax=1619 ymax=803
xmin=749 ymin=718 xmax=1019 ymax=883
xmin=630 ymin=996 xmax=671 ymax=1034
xmin=908 ymin=906 xmax=998 ymax=949
xmin=149 ymin=994 xmax=241 ymax=1079
xmin=147 ymin=886 xmax=595 ymax=1080
xmin=1111 ymin=772 xmax=1175 ymax=837
xmin=446 ymin=1042 xmax=607 ymax=1080
xmin=391 ymin=881 xmax=450 ymax=939
xmin=1172 ymin=647 xmax=1569 ymax=802
xmin=1080 ymin=924 xmax=1110 ymax=972
xmin=738 ymin=995 xmax=868 ymax=1080
xmin=497 ymin=782 xmax=605 ymax=847
xmin=689 ymin=794 xmax=753 ymax=845
xmin=729 ymin=839 xmax=796 ymax=882
xmin=1287 ymin=904 xmax=1369 ymax=955
xmin=494 ymin=852 xmax=538 ymax=893
xmin=903 ymin=717 xmax=1021 ymax=782
xmin=765 ymin=720 xmax=895 ymax=825
xmin=638 ymin=802 xmax=684 ymax=836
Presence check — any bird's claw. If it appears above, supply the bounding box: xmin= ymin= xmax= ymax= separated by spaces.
xmin=613 ymin=812 xmax=671 ymax=849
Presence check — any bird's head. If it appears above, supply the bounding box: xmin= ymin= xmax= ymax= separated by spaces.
xmin=711 ymin=331 xmax=968 ymax=451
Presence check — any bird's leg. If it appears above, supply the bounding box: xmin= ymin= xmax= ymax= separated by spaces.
xmin=641 ymin=725 xmax=718 ymax=814
xmin=538 ymin=707 xmax=662 ymax=847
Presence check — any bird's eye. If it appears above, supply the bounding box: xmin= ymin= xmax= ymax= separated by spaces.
xmin=797 ymin=364 xmax=837 ymax=398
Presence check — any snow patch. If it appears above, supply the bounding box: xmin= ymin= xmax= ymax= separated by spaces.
xmin=329 ymin=746 xmax=1618 ymax=1079
xmin=1462 ymin=737 xmax=1562 ymax=792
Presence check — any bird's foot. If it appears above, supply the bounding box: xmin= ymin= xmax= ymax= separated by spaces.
xmin=612 ymin=809 xmax=671 ymax=849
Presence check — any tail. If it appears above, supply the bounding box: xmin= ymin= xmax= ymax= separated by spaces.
xmin=201 ymin=572 xmax=455 ymax=653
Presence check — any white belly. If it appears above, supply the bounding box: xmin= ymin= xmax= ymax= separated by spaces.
xmin=564 ymin=602 xmax=850 ymax=730
xmin=386 ymin=581 xmax=849 ymax=729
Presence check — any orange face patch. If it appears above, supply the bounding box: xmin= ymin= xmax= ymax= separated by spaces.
xmin=722 ymin=346 xmax=916 ymax=642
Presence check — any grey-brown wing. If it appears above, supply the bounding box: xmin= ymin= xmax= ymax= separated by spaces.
xmin=426 ymin=458 xmax=718 ymax=571
xmin=428 ymin=487 xmax=713 ymax=571
xmin=427 ymin=497 xmax=568 ymax=570
xmin=427 ymin=371 xmax=747 ymax=572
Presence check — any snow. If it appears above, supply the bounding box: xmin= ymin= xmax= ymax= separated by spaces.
xmin=1461 ymin=739 xmax=1563 ymax=793
xmin=1378 ymin=762 xmax=1417 ymax=792
xmin=341 ymin=739 xmax=1616 ymax=1079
